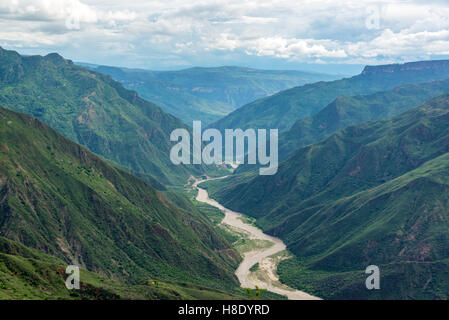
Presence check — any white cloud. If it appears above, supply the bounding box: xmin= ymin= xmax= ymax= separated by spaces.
xmin=0 ymin=0 xmax=448 ymax=69
xmin=206 ymin=34 xmax=347 ymax=58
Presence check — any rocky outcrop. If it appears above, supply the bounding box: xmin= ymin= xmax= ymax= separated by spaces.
xmin=362 ymin=60 xmax=449 ymax=75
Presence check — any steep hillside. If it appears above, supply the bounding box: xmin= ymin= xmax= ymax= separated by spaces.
xmin=83 ymin=64 xmax=340 ymax=125
xmin=277 ymin=153 xmax=449 ymax=299
xmin=0 ymin=47 xmax=216 ymax=186
xmin=0 ymin=236 xmax=246 ymax=300
xmin=0 ymin=107 xmax=240 ymax=292
xmin=210 ymin=60 xmax=449 ymax=132
xmin=204 ymin=93 xmax=449 ymax=298
xmin=279 ymin=79 xmax=449 ymax=160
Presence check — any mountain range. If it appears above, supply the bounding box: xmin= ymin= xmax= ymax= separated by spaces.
xmin=278 ymin=78 xmax=449 ymax=160
xmin=202 ymin=93 xmax=449 ymax=299
xmin=210 ymin=60 xmax=449 ymax=133
xmin=2 ymin=45 xmax=449 ymax=300
xmin=0 ymin=106 xmax=247 ymax=298
xmin=0 ymin=47 xmax=222 ymax=186
xmin=81 ymin=64 xmax=340 ymax=125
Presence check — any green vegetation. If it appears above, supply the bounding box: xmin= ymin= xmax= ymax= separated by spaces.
xmin=277 ymin=256 xmax=449 ymax=300
xmin=278 ymin=78 xmax=449 ymax=160
xmin=0 ymin=236 xmax=249 ymax=300
xmin=234 ymin=238 xmax=274 ymax=256
xmin=193 ymin=201 xmax=225 ymax=225
xmin=82 ymin=64 xmax=340 ymax=125
xmin=0 ymin=107 xmax=244 ymax=297
xmin=208 ymin=93 xmax=449 ymax=299
xmin=0 ymin=47 xmax=225 ymax=186
xmin=0 ymin=233 xmax=281 ymax=300
xmin=244 ymin=285 xmax=267 ymax=300
xmin=210 ymin=60 xmax=449 ymax=132
xmin=249 ymin=263 xmax=259 ymax=272
xmin=4 ymin=46 xmax=449 ymax=300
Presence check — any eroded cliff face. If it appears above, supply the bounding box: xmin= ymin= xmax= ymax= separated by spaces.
xmin=362 ymin=60 xmax=449 ymax=75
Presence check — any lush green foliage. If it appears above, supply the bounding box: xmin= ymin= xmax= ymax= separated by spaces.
xmin=82 ymin=64 xmax=339 ymax=125
xmin=0 ymin=236 xmax=252 ymax=300
xmin=0 ymin=107 xmax=243 ymax=295
xmin=210 ymin=60 xmax=449 ymax=132
xmin=0 ymin=47 xmax=222 ymax=186
xmin=277 ymin=255 xmax=449 ymax=300
xmin=4 ymin=45 xmax=449 ymax=299
xmin=207 ymin=93 xmax=449 ymax=299
xmin=279 ymin=79 xmax=449 ymax=160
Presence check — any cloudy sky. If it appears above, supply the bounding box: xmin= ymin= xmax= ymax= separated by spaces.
xmin=1 ymin=0 xmax=449 ymax=74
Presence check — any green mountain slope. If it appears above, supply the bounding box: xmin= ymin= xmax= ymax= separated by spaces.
xmin=82 ymin=64 xmax=340 ymax=125
xmin=278 ymin=79 xmax=449 ymax=160
xmin=0 ymin=47 xmax=215 ymax=186
xmin=0 ymin=236 xmax=248 ymax=300
xmin=203 ymin=93 xmax=449 ymax=298
xmin=0 ymin=106 xmax=240 ymax=294
xmin=210 ymin=60 xmax=449 ymax=132
xmin=276 ymin=153 xmax=449 ymax=299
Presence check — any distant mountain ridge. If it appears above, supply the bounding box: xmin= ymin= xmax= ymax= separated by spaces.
xmin=210 ymin=59 xmax=449 ymax=132
xmin=277 ymin=78 xmax=449 ymax=160
xmin=362 ymin=60 xmax=449 ymax=75
xmin=81 ymin=63 xmax=341 ymax=125
xmin=233 ymin=78 xmax=449 ymax=175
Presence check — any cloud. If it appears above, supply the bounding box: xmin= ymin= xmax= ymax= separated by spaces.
xmin=0 ymin=0 xmax=448 ymax=69
xmin=206 ymin=34 xmax=347 ymax=59
xmin=0 ymin=0 xmax=96 ymax=22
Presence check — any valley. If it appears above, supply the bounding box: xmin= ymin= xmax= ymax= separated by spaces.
xmin=1 ymin=46 xmax=449 ymax=300
xmin=3 ymin=0 xmax=449 ymax=304
xmin=81 ymin=64 xmax=340 ymax=125
xmin=210 ymin=60 xmax=449 ymax=133
xmin=193 ymin=177 xmax=319 ymax=300
xmin=0 ymin=107 xmax=246 ymax=299
xmin=204 ymin=93 xmax=449 ymax=299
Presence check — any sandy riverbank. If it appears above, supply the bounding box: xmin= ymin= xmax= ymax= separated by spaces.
xmin=193 ymin=177 xmax=320 ymax=300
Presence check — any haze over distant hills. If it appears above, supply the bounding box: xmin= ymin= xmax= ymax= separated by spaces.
xmin=210 ymin=60 xmax=449 ymax=133
xmin=79 ymin=63 xmax=341 ymax=125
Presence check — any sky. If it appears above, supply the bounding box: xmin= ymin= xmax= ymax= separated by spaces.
xmin=1 ymin=0 xmax=449 ymax=74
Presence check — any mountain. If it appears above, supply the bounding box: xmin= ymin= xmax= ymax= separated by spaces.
xmin=0 ymin=47 xmax=217 ymax=186
xmin=202 ymin=93 xmax=449 ymax=299
xmin=0 ymin=106 xmax=241 ymax=295
xmin=210 ymin=60 xmax=449 ymax=132
xmin=81 ymin=64 xmax=340 ymax=125
xmin=0 ymin=236 xmax=244 ymax=300
xmin=277 ymin=152 xmax=449 ymax=299
xmin=278 ymin=79 xmax=449 ymax=160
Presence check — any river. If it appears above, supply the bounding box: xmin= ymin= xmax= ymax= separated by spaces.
xmin=193 ymin=177 xmax=320 ymax=300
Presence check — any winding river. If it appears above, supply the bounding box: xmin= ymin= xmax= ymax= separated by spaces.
xmin=193 ymin=177 xmax=320 ymax=300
